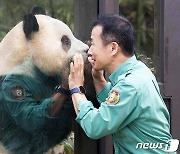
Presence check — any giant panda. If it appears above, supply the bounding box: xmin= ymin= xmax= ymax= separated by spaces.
xmin=0 ymin=12 xmax=92 ymax=154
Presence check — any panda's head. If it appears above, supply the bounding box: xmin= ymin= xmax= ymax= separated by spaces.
xmin=23 ymin=14 xmax=89 ymax=77
xmin=0 ymin=13 xmax=89 ymax=78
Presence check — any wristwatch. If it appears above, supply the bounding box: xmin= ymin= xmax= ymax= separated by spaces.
xmin=70 ymin=86 xmax=86 ymax=95
xmin=55 ymin=85 xmax=70 ymax=95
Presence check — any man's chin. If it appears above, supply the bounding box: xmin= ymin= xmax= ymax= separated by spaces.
xmin=91 ymin=63 xmax=97 ymax=69
xmin=93 ymin=67 xmax=102 ymax=72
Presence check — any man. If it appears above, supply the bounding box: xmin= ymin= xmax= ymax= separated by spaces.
xmin=69 ymin=14 xmax=174 ymax=153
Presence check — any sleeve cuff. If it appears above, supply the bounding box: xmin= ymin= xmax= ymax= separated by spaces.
xmin=75 ymin=100 xmax=94 ymax=122
xmin=96 ymin=82 xmax=111 ymax=104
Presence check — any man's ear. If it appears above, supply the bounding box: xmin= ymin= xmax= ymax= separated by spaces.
xmin=23 ymin=13 xmax=39 ymax=40
xmin=110 ymin=42 xmax=119 ymax=55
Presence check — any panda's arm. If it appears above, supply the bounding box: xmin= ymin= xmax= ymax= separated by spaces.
xmin=1 ymin=75 xmax=62 ymax=133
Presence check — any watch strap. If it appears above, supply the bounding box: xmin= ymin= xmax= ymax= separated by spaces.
xmin=70 ymin=86 xmax=86 ymax=95
xmin=55 ymin=85 xmax=70 ymax=95
xmin=70 ymin=87 xmax=80 ymax=95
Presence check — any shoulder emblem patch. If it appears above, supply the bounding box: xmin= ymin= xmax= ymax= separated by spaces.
xmin=12 ymin=86 xmax=26 ymax=100
xmin=106 ymin=90 xmax=120 ymax=105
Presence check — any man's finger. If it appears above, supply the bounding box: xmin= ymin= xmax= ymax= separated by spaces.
xmin=70 ymin=62 xmax=74 ymax=73
xmin=79 ymin=54 xmax=84 ymax=75
xmin=74 ymin=53 xmax=79 ymax=69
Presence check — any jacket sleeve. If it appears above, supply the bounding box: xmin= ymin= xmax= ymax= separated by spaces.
xmin=1 ymin=75 xmax=57 ymax=134
xmin=76 ymin=82 xmax=142 ymax=139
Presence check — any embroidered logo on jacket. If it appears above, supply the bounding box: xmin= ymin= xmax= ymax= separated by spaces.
xmin=106 ymin=90 xmax=120 ymax=105
xmin=12 ymin=86 xmax=26 ymax=100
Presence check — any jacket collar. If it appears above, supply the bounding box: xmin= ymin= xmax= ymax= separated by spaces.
xmin=109 ymin=55 xmax=137 ymax=84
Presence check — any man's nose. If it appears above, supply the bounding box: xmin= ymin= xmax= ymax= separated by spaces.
xmin=85 ymin=40 xmax=92 ymax=54
xmin=87 ymin=47 xmax=92 ymax=55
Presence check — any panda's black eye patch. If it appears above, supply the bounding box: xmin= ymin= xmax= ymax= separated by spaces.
xmin=61 ymin=35 xmax=71 ymax=52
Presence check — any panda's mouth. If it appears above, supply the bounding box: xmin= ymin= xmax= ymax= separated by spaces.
xmin=69 ymin=57 xmax=74 ymax=64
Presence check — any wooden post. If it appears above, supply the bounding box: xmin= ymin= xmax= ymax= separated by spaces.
xmin=74 ymin=0 xmax=98 ymax=41
xmin=99 ymin=0 xmax=119 ymax=15
xmin=163 ymin=1 xmax=180 ymax=153
xmin=98 ymin=1 xmax=119 ymax=154
xmin=74 ymin=1 xmax=99 ymax=154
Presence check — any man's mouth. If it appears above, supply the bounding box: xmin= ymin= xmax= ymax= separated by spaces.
xmin=88 ymin=54 xmax=96 ymax=62
xmin=91 ymin=58 xmax=96 ymax=62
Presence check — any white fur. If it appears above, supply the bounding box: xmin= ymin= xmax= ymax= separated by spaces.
xmin=0 ymin=22 xmax=29 ymax=75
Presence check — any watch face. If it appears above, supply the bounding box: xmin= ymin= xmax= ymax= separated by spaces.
xmin=79 ymin=86 xmax=86 ymax=94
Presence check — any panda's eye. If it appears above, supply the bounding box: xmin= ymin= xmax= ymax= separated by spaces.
xmin=61 ymin=35 xmax=71 ymax=51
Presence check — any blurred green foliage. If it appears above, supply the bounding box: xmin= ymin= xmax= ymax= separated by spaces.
xmin=119 ymin=0 xmax=155 ymax=73
xmin=119 ymin=0 xmax=154 ymax=56
xmin=0 ymin=0 xmax=74 ymax=41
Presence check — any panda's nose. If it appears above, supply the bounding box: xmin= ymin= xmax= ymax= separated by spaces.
xmin=84 ymin=49 xmax=89 ymax=53
xmin=84 ymin=40 xmax=91 ymax=53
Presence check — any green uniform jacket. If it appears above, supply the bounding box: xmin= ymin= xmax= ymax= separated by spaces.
xmin=76 ymin=56 xmax=175 ymax=154
xmin=0 ymin=65 xmax=72 ymax=154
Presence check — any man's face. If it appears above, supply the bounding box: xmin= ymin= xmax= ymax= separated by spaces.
xmin=88 ymin=25 xmax=112 ymax=71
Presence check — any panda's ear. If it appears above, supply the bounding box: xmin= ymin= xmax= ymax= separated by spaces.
xmin=30 ymin=5 xmax=46 ymax=15
xmin=23 ymin=13 xmax=39 ymax=40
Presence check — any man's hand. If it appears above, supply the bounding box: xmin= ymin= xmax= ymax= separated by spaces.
xmin=88 ymin=56 xmax=107 ymax=93
xmin=68 ymin=53 xmax=87 ymax=115
xmin=91 ymin=68 xmax=105 ymax=81
xmin=69 ymin=53 xmax=84 ymax=90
